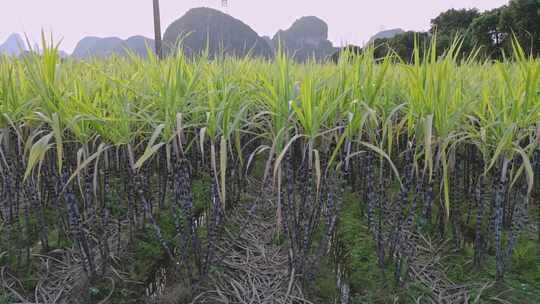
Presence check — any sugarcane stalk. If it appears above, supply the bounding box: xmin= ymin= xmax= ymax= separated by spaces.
xmin=134 ymin=169 xmax=174 ymax=262
xmin=62 ymin=169 xmax=96 ymax=278
xmin=473 ymin=174 xmax=486 ymax=268
xmin=283 ymin=149 xmax=296 ymax=270
xmin=494 ymin=157 xmax=510 ymax=281
xmin=389 ymin=142 xmax=414 ymax=257
xmin=503 ymin=181 xmax=529 ymax=272
xmin=203 ymin=181 xmax=223 ymax=276
xmin=450 ymin=156 xmax=462 ymax=249
xmin=365 ymin=151 xmax=377 ymax=237
xmin=25 ymin=179 xmax=50 ymax=252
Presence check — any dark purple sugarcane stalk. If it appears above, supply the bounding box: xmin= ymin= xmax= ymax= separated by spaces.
xmin=377 ymin=179 xmax=388 ymax=268
xmin=101 ymin=151 xmax=117 ymax=261
xmin=450 ymin=159 xmax=462 ymax=249
xmin=503 ymin=181 xmax=528 ymax=272
xmin=465 ymin=146 xmax=475 ymax=224
xmin=171 ymin=195 xmax=192 ymax=280
xmin=473 ymin=175 xmax=486 ymax=268
xmin=13 ymin=134 xmax=22 ymax=220
xmin=389 ymin=142 xmax=414 ymax=257
xmin=173 ymin=158 xmax=200 ymax=276
xmin=297 ymin=153 xmax=309 ymax=253
xmin=283 ymin=148 xmax=296 ymax=270
xmin=436 ymin=178 xmax=447 ymax=239
xmin=358 ymin=154 xmax=366 ymax=196
xmin=182 ymin=161 xmax=202 ymax=273
xmin=309 ymin=169 xmax=344 ymax=281
xmin=83 ymin=164 xmax=94 ymax=223
xmin=203 ymin=181 xmax=223 ymax=276
xmin=422 ymin=166 xmax=436 ymax=226
xmin=2 ymin=131 xmax=19 ymax=264
xmin=0 ymin=178 xmax=6 ymax=223
xmin=404 ymin=173 xmax=423 ymax=232
xmin=317 ymin=170 xmax=343 ymax=259
xmin=62 ymin=169 xmax=96 ymax=277
xmin=3 ymin=151 xmax=14 ymax=224
xmin=531 ymin=147 xmax=540 ymax=242
xmin=158 ymin=148 xmax=168 ymax=210
xmin=301 ymin=168 xmax=325 ymax=276
xmin=365 ymin=151 xmax=377 ymax=237
xmin=299 ymin=166 xmax=314 ymax=273
xmin=43 ymin=158 xmax=57 ymax=207
xmin=394 ymin=173 xmax=418 ymax=282
xmin=100 ymin=206 xmax=111 ymax=276
xmin=494 ymin=157 xmax=509 ymax=281
xmin=134 ymin=170 xmax=174 ymax=262
xmin=305 ymin=155 xmax=328 ymax=254
xmin=125 ymin=165 xmax=135 ymax=242
xmin=394 ymin=173 xmax=424 ymax=284
xmin=25 ymin=179 xmax=50 ymax=252
xmin=140 ymin=164 xmax=153 ymax=225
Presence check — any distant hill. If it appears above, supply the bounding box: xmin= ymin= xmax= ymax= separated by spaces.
xmin=72 ymin=36 xmax=154 ymax=59
xmin=72 ymin=37 xmax=102 ymax=58
xmin=272 ymin=16 xmax=335 ymax=62
xmin=0 ymin=33 xmax=27 ymax=56
xmin=163 ymin=7 xmax=272 ymax=58
xmin=368 ymin=28 xmax=404 ymax=43
xmin=261 ymin=36 xmax=273 ymax=50
xmin=117 ymin=36 xmax=155 ymax=57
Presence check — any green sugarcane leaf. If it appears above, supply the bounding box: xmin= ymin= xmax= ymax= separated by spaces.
xmin=359 ymin=141 xmax=402 ymax=188
xmin=273 ymin=133 xmax=306 ymax=184
xmin=134 ymin=143 xmax=165 ymax=170
xmin=246 ymin=145 xmax=270 ymax=177
xmin=24 ymin=133 xmax=53 ymax=181
xmin=134 ymin=124 xmax=165 ymax=170
xmin=148 ymin=124 xmax=165 ymax=149
xmin=314 ymin=149 xmax=321 ymax=193
xmin=33 ymin=112 xmax=64 ymax=173
xmin=441 ymin=149 xmax=450 ymax=219
xmin=24 ymin=129 xmax=47 ymax=157
xmin=220 ymin=135 xmax=227 ymax=209
xmin=0 ymin=131 xmax=5 ymax=170
xmin=424 ymin=115 xmax=433 ymax=181
xmin=513 ymin=146 xmax=534 ymax=195
xmin=51 ymin=113 xmax=63 ymax=173
xmin=199 ymin=127 xmax=206 ymax=157
xmin=486 ymin=124 xmax=515 ymax=174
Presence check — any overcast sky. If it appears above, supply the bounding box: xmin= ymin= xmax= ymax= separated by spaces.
xmin=0 ymin=0 xmax=508 ymax=53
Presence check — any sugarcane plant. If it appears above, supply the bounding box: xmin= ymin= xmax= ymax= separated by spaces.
xmin=0 ymin=33 xmax=539 ymax=303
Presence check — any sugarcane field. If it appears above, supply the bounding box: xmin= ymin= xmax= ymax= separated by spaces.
xmin=2 ymin=1 xmax=540 ymax=303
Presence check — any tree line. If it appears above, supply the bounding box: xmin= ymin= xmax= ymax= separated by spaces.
xmin=372 ymin=0 xmax=539 ymax=61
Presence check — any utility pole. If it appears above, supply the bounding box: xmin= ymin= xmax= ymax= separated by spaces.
xmin=153 ymin=0 xmax=163 ymax=58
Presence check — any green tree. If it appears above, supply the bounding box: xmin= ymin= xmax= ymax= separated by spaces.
xmin=373 ymin=31 xmax=429 ymax=62
xmin=430 ymin=8 xmax=480 ymax=56
xmin=469 ymin=8 xmax=507 ymax=59
xmin=430 ymin=8 xmax=480 ymax=35
xmin=499 ymin=0 xmax=540 ymax=56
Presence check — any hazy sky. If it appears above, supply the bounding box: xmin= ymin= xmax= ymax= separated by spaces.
xmin=1 ymin=0 xmax=508 ymax=53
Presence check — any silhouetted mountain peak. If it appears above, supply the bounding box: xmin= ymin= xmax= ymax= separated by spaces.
xmin=163 ymin=7 xmax=272 ymax=58
xmin=368 ymin=28 xmax=404 ymax=43
xmin=0 ymin=33 xmax=27 ymax=56
xmin=272 ymin=16 xmax=335 ymax=62
xmin=72 ymin=35 xmax=154 ymax=59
